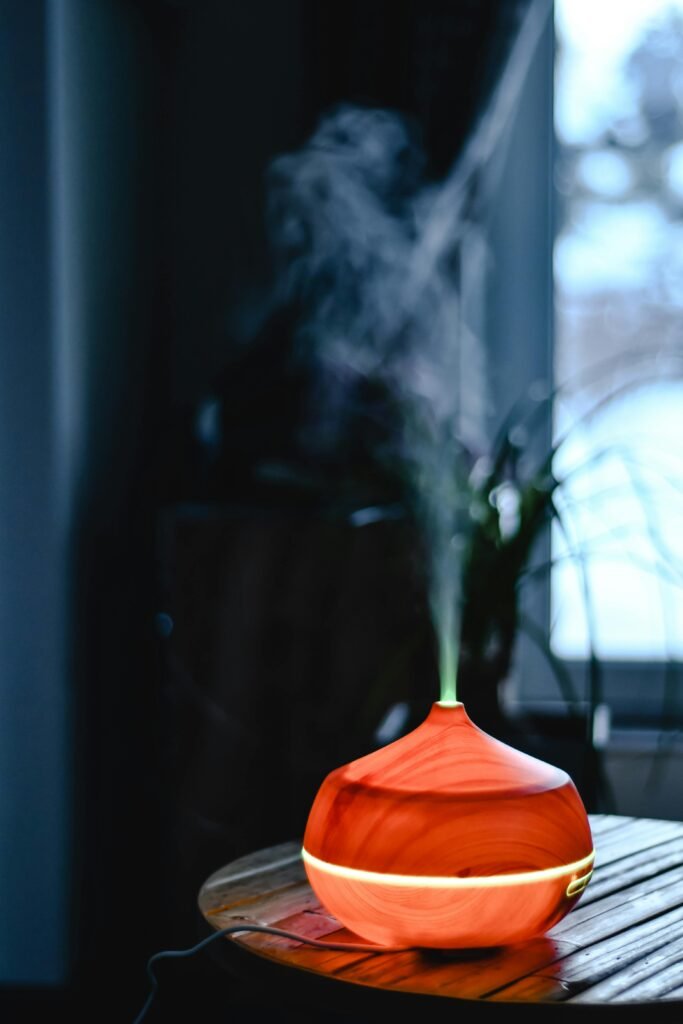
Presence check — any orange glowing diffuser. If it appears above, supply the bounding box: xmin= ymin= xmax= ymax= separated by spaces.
xmin=303 ymin=701 xmax=594 ymax=948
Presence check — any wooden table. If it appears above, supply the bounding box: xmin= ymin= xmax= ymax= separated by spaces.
xmin=198 ymin=815 xmax=683 ymax=1019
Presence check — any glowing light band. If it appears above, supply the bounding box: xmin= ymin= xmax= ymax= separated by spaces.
xmin=302 ymin=847 xmax=595 ymax=890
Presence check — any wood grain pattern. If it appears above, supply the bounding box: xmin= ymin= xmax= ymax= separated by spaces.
xmin=198 ymin=814 xmax=683 ymax=1007
xmin=302 ymin=702 xmax=593 ymax=946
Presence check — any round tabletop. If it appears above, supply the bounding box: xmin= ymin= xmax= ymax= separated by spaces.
xmin=198 ymin=815 xmax=683 ymax=1014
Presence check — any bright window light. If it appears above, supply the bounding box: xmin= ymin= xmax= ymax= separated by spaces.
xmin=552 ymin=0 xmax=683 ymax=659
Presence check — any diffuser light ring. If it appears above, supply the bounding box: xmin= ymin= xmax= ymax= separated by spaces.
xmin=302 ymin=847 xmax=595 ymax=890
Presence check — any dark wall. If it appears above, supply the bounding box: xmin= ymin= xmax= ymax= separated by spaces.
xmin=161 ymin=0 xmax=307 ymax=406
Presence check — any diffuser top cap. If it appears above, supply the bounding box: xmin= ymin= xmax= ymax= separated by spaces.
xmin=338 ymin=701 xmax=568 ymax=799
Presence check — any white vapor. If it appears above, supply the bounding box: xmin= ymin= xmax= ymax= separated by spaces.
xmin=262 ymin=2 xmax=551 ymax=698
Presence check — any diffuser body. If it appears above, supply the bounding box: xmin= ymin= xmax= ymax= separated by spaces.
xmin=303 ymin=702 xmax=594 ymax=948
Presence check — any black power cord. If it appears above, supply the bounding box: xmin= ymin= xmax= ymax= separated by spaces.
xmin=132 ymin=923 xmax=410 ymax=1023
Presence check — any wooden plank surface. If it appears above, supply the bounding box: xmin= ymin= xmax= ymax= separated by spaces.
xmin=198 ymin=815 xmax=683 ymax=1005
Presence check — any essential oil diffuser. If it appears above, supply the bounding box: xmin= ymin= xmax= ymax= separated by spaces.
xmin=303 ymin=701 xmax=594 ymax=948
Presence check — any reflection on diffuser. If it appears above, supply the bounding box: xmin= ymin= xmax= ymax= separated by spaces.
xmin=303 ymin=702 xmax=594 ymax=948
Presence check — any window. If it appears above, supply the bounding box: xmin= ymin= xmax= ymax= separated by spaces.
xmin=548 ymin=1 xmax=683 ymax=728
xmin=552 ymin=0 xmax=683 ymax=673
xmin=493 ymin=2 xmax=683 ymax=729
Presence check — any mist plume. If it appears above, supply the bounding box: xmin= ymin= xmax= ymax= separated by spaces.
xmin=265 ymin=104 xmax=490 ymax=702
xmin=238 ymin=2 xmax=550 ymax=703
